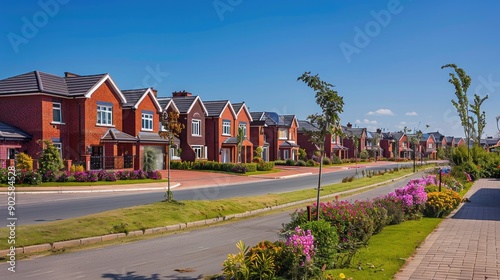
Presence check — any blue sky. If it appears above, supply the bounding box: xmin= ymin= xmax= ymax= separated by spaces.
xmin=1 ymin=0 xmax=499 ymax=138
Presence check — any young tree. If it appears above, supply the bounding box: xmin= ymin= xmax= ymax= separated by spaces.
xmin=159 ymin=111 xmax=185 ymax=202
xmin=38 ymin=140 xmax=64 ymax=179
xmin=469 ymin=93 xmax=489 ymax=145
xmin=236 ymin=127 xmax=245 ymax=163
xmin=297 ymin=71 xmax=344 ymax=221
xmin=441 ymin=64 xmax=472 ymax=158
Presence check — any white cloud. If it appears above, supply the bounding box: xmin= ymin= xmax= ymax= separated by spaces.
xmin=366 ymin=109 xmax=394 ymax=116
xmin=405 ymin=111 xmax=418 ymax=116
xmin=355 ymin=119 xmax=361 ymax=124
xmin=363 ymin=119 xmax=378 ymax=124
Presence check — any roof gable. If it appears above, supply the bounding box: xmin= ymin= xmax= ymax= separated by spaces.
xmin=157 ymin=97 xmax=179 ymax=113
xmin=122 ymin=88 xmax=162 ymax=113
xmin=83 ymin=74 xmax=126 ymax=103
xmin=232 ymin=102 xmax=253 ymax=122
xmin=204 ymin=100 xmax=236 ymax=118
xmin=172 ymin=95 xmax=208 ymax=115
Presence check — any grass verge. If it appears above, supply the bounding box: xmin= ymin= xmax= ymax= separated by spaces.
xmin=0 ymin=166 xmax=426 ymax=250
xmin=325 ymin=218 xmax=442 ymax=280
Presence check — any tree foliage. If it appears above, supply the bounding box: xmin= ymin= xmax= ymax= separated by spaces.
xmin=38 ymin=140 xmax=63 ymax=175
xmin=469 ymin=93 xmax=489 ymax=145
xmin=236 ymin=127 xmax=245 ymax=163
xmin=298 ymin=71 xmax=344 ymax=220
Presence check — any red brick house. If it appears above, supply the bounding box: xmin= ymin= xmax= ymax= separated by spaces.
xmin=122 ymin=87 xmax=170 ymax=170
xmin=231 ymin=102 xmax=253 ymax=163
xmin=380 ymin=131 xmax=410 ymax=159
xmin=249 ymin=112 xmax=270 ymax=162
xmin=429 ymin=131 xmax=446 ymax=149
xmin=420 ymin=133 xmax=437 ymax=159
xmin=0 ymin=71 xmax=138 ymax=170
xmin=0 ymin=122 xmax=32 ymax=168
xmin=342 ymin=123 xmax=367 ymax=158
xmin=297 ymin=120 xmax=347 ymax=160
xmin=250 ymin=112 xmax=299 ymax=161
xmin=204 ymin=100 xmax=237 ymax=162
xmin=166 ymin=91 xmax=208 ymax=161
xmin=444 ymin=136 xmax=455 ymax=148
xmin=453 ymin=137 xmax=465 ymax=147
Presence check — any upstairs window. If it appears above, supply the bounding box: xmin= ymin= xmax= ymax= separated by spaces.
xmin=141 ymin=111 xmax=154 ymax=131
xmin=278 ymin=128 xmax=288 ymax=140
xmin=52 ymin=102 xmax=62 ymax=123
xmin=97 ymin=103 xmax=113 ymax=126
xmin=239 ymin=122 xmax=247 ymax=138
xmin=222 ymin=120 xmax=231 ymax=136
xmin=192 ymin=119 xmax=201 ymax=136
xmin=428 ymin=143 xmax=433 ymax=149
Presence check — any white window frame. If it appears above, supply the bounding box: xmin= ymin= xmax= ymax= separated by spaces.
xmin=222 ymin=120 xmax=231 ymax=136
xmin=52 ymin=102 xmax=63 ymax=124
xmin=192 ymin=119 xmax=201 ymax=136
xmin=53 ymin=142 xmax=63 ymax=158
xmin=283 ymin=149 xmax=290 ymax=159
xmin=141 ymin=112 xmax=154 ymax=131
xmin=159 ymin=121 xmax=167 ymax=132
xmin=192 ymin=145 xmax=204 ymax=159
xmin=239 ymin=122 xmax=247 ymax=138
xmin=278 ymin=128 xmax=288 ymax=140
xmin=97 ymin=104 xmax=113 ymax=126
xmin=428 ymin=143 xmax=433 ymax=149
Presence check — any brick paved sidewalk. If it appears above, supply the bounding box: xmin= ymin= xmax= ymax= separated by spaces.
xmin=395 ymin=178 xmax=500 ymax=280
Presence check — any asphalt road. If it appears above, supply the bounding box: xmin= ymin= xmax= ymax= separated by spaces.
xmin=0 ymin=163 xmax=417 ymax=225
xmin=0 ymin=172 xmax=423 ymax=280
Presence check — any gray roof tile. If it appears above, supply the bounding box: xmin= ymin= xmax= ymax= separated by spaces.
xmin=0 ymin=121 xmax=32 ymax=140
xmin=204 ymin=100 xmax=231 ymax=117
xmin=122 ymin=88 xmax=148 ymax=108
xmin=101 ymin=129 xmax=137 ymax=143
xmin=171 ymin=96 xmax=198 ymax=113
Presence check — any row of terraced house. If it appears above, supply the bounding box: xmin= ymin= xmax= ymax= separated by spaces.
xmin=0 ymin=71 xmax=496 ymax=171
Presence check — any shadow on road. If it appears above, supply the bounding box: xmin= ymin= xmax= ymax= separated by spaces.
xmin=102 ymin=271 xmax=210 ymax=280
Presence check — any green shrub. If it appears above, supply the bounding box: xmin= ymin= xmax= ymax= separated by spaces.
xmin=331 ymin=155 xmax=342 ymax=164
xmin=22 ymin=170 xmax=42 ymax=185
xmin=322 ymin=157 xmax=331 ymax=165
xmin=296 ymin=160 xmax=306 ymax=166
xmin=142 ymin=147 xmax=158 ymax=172
xmin=16 ymin=152 xmax=33 ymax=171
xmin=257 ymin=162 xmax=275 ymax=171
xmin=274 ymin=160 xmax=286 ymax=165
xmin=38 ymin=140 xmax=63 ymax=181
xmin=301 ymin=220 xmax=339 ymax=269
xmin=298 ymin=148 xmax=307 ymax=161
xmin=359 ymin=150 xmax=369 ymax=160
xmin=70 ymin=164 xmax=85 ymax=173
xmin=245 ymin=163 xmax=257 ymax=172
xmin=306 ymin=159 xmax=316 ymax=167
xmin=285 ymin=159 xmax=296 ymax=166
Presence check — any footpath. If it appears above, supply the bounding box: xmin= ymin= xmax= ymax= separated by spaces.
xmin=395 ymin=178 xmax=500 ymax=280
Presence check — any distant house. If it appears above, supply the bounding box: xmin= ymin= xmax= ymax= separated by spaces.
xmin=419 ymin=133 xmax=437 ymax=160
xmin=250 ymin=112 xmax=299 ymax=161
xmin=168 ymin=91 xmax=208 ymax=161
xmin=380 ymin=131 xmax=410 ymax=159
xmin=453 ymin=137 xmax=465 ymax=147
xmin=204 ymin=100 xmax=253 ymax=163
xmin=297 ymin=120 xmax=347 ymax=160
xmin=480 ymin=137 xmax=500 ymax=152
xmin=342 ymin=123 xmax=367 ymax=158
xmin=232 ymin=102 xmax=254 ymax=162
xmin=366 ymin=130 xmax=383 ymax=159
xmin=444 ymin=136 xmax=455 ymax=148
xmin=429 ymin=131 xmax=446 ymax=149
xmin=0 ymin=70 xmax=139 ymax=170
xmin=249 ymin=112 xmax=270 ymax=162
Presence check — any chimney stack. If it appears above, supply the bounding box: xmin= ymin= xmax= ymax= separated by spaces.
xmin=347 ymin=122 xmax=352 ymax=128
xmin=151 ymin=88 xmax=158 ymax=97
xmin=64 ymin=72 xmax=80 ymax=77
xmin=172 ymin=90 xmax=192 ymax=97
xmin=376 ymin=128 xmax=382 ymax=134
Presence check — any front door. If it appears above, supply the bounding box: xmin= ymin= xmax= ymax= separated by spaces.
xmin=262 ymin=146 xmax=269 ymax=162
xmin=221 ymin=148 xmax=231 ymax=163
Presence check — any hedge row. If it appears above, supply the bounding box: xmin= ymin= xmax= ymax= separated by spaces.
xmin=170 ymin=160 xmax=274 ymax=173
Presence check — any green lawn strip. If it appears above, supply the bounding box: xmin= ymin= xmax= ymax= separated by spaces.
xmin=0 ymin=179 xmax=168 ymax=188
xmin=0 ymin=167 xmax=422 ymax=250
xmin=325 ymin=218 xmax=442 ymax=280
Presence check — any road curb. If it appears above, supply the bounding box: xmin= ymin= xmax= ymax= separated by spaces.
xmin=0 ymin=171 xmax=422 ymax=257
xmin=0 ymin=183 xmax=181 ymax=194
